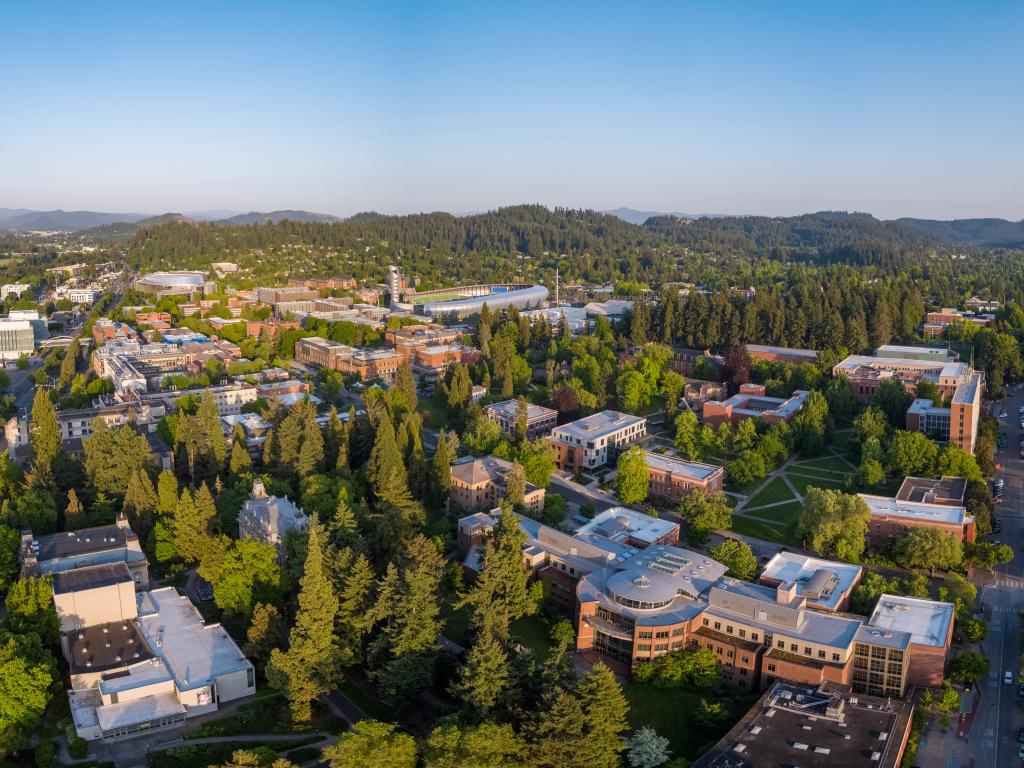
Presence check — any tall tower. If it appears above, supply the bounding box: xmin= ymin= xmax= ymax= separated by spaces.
xmin=387 ymin=265 xmax=402 ymax=305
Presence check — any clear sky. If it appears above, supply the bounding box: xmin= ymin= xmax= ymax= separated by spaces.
xmin=2 ymin=1 xmax=1022 ymax=219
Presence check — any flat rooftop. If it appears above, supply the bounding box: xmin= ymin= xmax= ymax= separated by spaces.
xmin=951 ymin=373 xmax=982 ymax=405
xmin=32 ymin=524 xmax=135 ymax=563
xmin=907 ymin=397 xmax=948 ymax=415
xmin=575 ymin=506 xmax=679 ymax=546
xmin=485 ymin=398 xmax=558 ymax=421
xmin=858 ymin=493 xmax=968 ymax=526
xmin=691 ymin=682 xmax=913 ymax=768
xmin=64 ymin=619 xmax=154 ymax=674
xmin=759 ymin=552 xmax=861 ymax=612
xmin=53 ymin=562 xmax=133 ymax=595
xmin=896 ymin=475 xmax=966 ymax=505
xmin=552 ymin=410 xmax=646 ymax=442
xmin=643 ymin=451 xmax=723 ymax=481
xmin=137 ymin=588 xmax=251 ymax=692
xmin=876 ymin=344 xmax=956 ymax=361
xmin=869 ymin=594 xmax=955 ymax=648
xmin=745 ymin=344 xmax=819 ymax=359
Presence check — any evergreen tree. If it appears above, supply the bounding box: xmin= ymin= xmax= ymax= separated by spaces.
xmin=29 ymin=387 xmax=61 ymax=485
xmin=504 ymin=462 xmax=526 ymax=508
xmin=323 ymin=406 xmax=344 ymax=467
xmin=297 ymin=409 xmax=325 ymax=477
xmin=323 ymin=720 xmax=416 ymax=768
xmin=229 ymin=438 xmax=252 ymax=475
xmin=367 ymin=413 xmax=419 ymax=517
xmin=336 ymin=552 xmax=376 ymax=665
xmin=514 ymin=396 xmax=529 ymax=445
xmin=394 ymin=360 xmax=418 ymax=415
xmin=244 ymin=602 xmax=287 ymax=673
xmin=577 ymin=662 xmax=630 ymax=768
xmin=267 ymin=519 xmax=340 ymax=721
xmin=171 ymin=484 xmax=217 ymax=565
xmin=330 ymin=496 xmax=361 ymax=552
xmin=450 ymin=626 xmax=509 ymax=718
xmin=198 ymin=390 xmax=227 ymax=471
xmin=369 ymin=535 xmax=444 ymax=706
xmin=422 ymin=722 xmax=524 ymax=768
xmin=156 ymin=469 xmax=179 ymax=517
xmin=431 ymin=429 xmax=458 ymax=505
xmin=122 ymin=469 xmax=158 ymax=540
xmin=63 ymin=489 xmax=86 ymax=530
xmin=458 ymin=510 xmax=533 ymax=641
xmin=529 ymin=688 xmax=589 ymax=768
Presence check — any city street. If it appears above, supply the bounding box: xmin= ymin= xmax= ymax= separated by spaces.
xmin=972 ymin=385 xmax=1024 ymax=767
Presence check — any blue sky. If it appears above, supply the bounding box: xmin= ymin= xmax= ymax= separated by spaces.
xmin=1 ymin=1 xmax=1022 ymax=219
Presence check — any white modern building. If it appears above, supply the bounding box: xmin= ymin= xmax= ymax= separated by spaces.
xmin=1 ymin=282 xmax=32 ymax=300
xmin=548 ymin=410 xmax=647 ymax=472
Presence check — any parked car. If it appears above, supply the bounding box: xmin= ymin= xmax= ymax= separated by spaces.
xmin=1006 ymin=671 xmax=1014 ymax=684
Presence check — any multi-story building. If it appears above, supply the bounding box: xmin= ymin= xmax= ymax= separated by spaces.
xmin=485 ymin=399 xmax=558 ymax=440
xmin=59 ymin=566 xmax=255 ymax=741
xmin=965 ymin=296 xmax=1000 ymax=313
xmin=757 ymin=551 xmax=862 ymax=613
xmin=833 ymin=353 xmax=982 ymax=407
xmin=702 ymin=384 xmax=810 ymax=427
xmin=237 ymin=479 xmax=308 ymax=559
xmin=92 ymin=319 xmax=139 ymax=345
xmin=904 ymin=371 xmax=983 ymax=453
xmin=386 ymin=325 xmax=459 ymax=350
xmin=136 ymin=382 xmax=258 ymax=415
xmin=682 ymin=378 xmax=727 ymax=406
xmin=456 ymin=508 xmax=953 ymax=695
xmin=744 ymin=344 xmax=820 ymax=365
xmin=287 ymin=276 xmax=357 ymax=291
xmin=92 ymin=342 xmax=186 ymax=394
xmin=922 ymin=308 xmax=992 ymax=339
xmin=59 ymin=287 xmax=101 ymax=305
xmin=692 ymin=681 xmax=915 ymax=768
xmin=548 ymin=410 xmax=647 ymax=472
xmin=866 ymin=595 xmax=955 ymax=687
xmin=255 ymin=286 xmax=320 ymax=305
xmin=449 ymin=455 xmax=545 ymax=515
xmin=410 ymin=344 xmax=481 ymax=381
xmin=19 ymin=514 xmax=149 ymax=588
xmin=245 ymin=318 xmax=300 ymax=339
xmin=643 ymin=451 xmax=724 ymax=502
xmin=294 ymin=336 xmax=400 ymax=381
xmin=0 ymin=315 xmax=39 ymax=361
xmin=0 ymin=282 xmax=32 ymax=300
xmin=4 ymin=401 xmax=165 ymax=463
xmin=859 ymin=484 xmax=975 ymax=544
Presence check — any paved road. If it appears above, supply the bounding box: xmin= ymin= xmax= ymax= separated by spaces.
xmin=549 ymin=473 xmax=617 ymax=513
xmin=973 ymin=386 xmax=1024 ymax=767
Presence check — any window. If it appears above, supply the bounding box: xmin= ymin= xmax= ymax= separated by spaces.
xmin=738 ymin=629 xmax=746 ymax=639
xmin=818 ymin=650 xmax=826 ymax=659
xmin=638 ymin=631 xmax=653 ymax=639
xmin=726 ymin=625 xmax=734 ymax=634
xmin=751 ymin=633 xmax=759 ymax=642
xmin=777 ymin=640 xmax=785 ymax=649
xmin=804 ymin=647 xmax=812 ymax=656
xmin=703 ymin=618 xmax=709 ymax=627
xmin=832 ymin=653 xmax=841 ymax=662
xmin=655 ymin=643 xmax=668 ymax=651
xmin=790 ymin=644 xmax=798 ymax=653
xmin=714 ymin=622 xmax=721 ymax=631
xmin=655 ymin=631 xmax=669 ymax=639
xmin=638 ymin=644 xmax=651 ymax=652
xmin=672 ymin=627 xmax=685 ymax=636
xmin=767 ymin=664 xmax=776 ymax=673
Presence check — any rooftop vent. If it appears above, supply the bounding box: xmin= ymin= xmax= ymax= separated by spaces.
xmin=633 ymin=575 xmax=651 ymax=588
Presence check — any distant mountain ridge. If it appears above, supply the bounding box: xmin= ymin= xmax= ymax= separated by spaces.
xmin=0 ymin=209 xmax=148 ymax=231
xmin=895 ymin=217 xmax=1024 ymax=248
xmin=215 ymin=210 xmax=341 ymax=225
xmin=604 ymin=207 xmax=733 ymax=224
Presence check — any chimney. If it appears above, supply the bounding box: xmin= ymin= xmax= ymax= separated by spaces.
xmin=115 ymin=512 xmax=130 ymax=530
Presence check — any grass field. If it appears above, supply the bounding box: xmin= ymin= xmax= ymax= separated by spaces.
xmin=511 ymin=615 xmax=555 ymax=661
xmin=730 ymin=515 xmax=792 ymax=544
xmin=787 ymin=473 xmax=848 ymax=497
xmin=745 ymin=476 xmax=796 ymax=508
xmin=623 ymin=683 xmax=754 ymax=759
xmin=745 ymin=500 xmax=802 ymax=525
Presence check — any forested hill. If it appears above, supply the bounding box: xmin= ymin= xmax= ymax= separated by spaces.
xmin=129 ymin=206 xmax=959 ymax=277
xmin=895 ymin=217 xmax=1024 ymax=248
xmin=643 ymin=211 xmax=939 ymax=268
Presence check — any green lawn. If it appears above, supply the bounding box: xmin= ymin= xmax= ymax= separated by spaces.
xmin=623 ymin=683 xmax=753 ymax=759
xmin=511 ymin=615 xmax=555 ymax=661
xmin=729 ymin=515 xmax=792 ymax=544
xmin=745 ymin=500 xmax=802 ymax=525
xmin=792 ymin=455 xmax=855 ymax=473
xmin=786 ymin=473 xmax=848 ymax=497
xmin=745 ymin=477 xmax=796 ymax=508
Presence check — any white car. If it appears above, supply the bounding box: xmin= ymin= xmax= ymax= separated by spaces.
xmin=1006 ymin=671 xmax=1014 ymax=684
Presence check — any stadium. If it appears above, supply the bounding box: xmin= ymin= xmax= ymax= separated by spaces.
xmin=393 ymin=283 xmax=549 ymax=319
xmin=133 ymin=271 xmax=217 ymax=299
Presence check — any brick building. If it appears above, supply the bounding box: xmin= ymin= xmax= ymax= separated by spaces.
xmin=294 ymin=336 xmax=400 ymax=381
xmin=643 ymin=451 xmax=724 ymax=502
xmin=449 ymin=455 xmax=545 ymax=515
xmin=702 ymin=384 xmax=810 ymax=427
xmin=858 ymin=485 xmax=975 ymax=544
